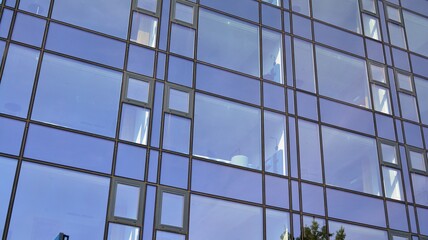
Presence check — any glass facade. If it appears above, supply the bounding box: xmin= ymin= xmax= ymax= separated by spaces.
xmin=0 ymin=0 xmax=427 ymax=239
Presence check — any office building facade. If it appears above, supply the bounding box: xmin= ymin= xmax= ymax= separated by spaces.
xmin=0 ymin=0 xmax=427 ymax=239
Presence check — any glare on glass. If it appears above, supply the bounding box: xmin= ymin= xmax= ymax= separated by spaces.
xmin=409 ymin=150 xmax=426 ymax=171
xmin=160 ymin=192 xmax=185 ymax=228
xmin=168 ymin=88 xmax=190 ymax=113
xmin=175 ymin=2 xmax=194 ymax=25
xmin=363 ymin=14 xmax=381 ymax=41
xmin=131 ymin=12 xmax=158 ymax=48
xmin=380 ymin=142 xmax=398 ymax=164
xmin=156 ymin=231 xmax=186 ymax=240
xmin=372 ymin=84 xmax=392 ymax=114
xmin=369 ymin=63 xmax=386 ymax=83
xmin=137 ymin=0 xmax=158 ymax=13
xmin=114 ymin=184 xmax=141 ymax=220
xmin=396 ymin=72 xmax=413 ymax=92
xmin=382 ymin=166 xmax=404 ymax=201
xmin=119 ymin=104 xmax=150 ymax=145
xmin=126 ymin=78 xmax=150 ymax=104
xmin=108 ymin=223 xmax=139 ymax=240
xmin=262 ymin=0 xmax=280 ymax=7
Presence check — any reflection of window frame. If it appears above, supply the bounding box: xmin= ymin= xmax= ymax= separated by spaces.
xmin=133 ymin=0 xmax=161 ymax=17
xmin=171 ymin=0 xmax=197 ymax=28
xmin=122 ymin=72 xmax=154 ymax=108
xmin=164 ymin=83 xmax=194 ymax=118
xmin=108 ymin=177 xmax=146 ymax=226
xmin=155 ymin=187 xmax=189 ymax=234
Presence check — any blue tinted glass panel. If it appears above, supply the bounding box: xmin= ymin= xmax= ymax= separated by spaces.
xmin=327 ymin=188 xmax=386 ymax=227
xmin=412 ymin=174 xmax=428 ymax=206
xmin=115 ymin=143 xmax=146 ymax=181
xmin=108 ymin=223 xmax=139 ymax=240
xmin=316 ymin=46 xmax=370 ymax=108
xmin=289 ymin=117 xmax=297 ymax=177
xmin=291 ymin=181 xmax=300 ymax=210
xmin=0 ymin=44 xmax=39 ymax=118
xmin=323 ymin=126 xmax=381 ymax=195
xmin=320 ymin=98 xmax=375 ymax=135
xmin=150 ymin=82 xmax=164 ymax=147
xmin=403 ymin=121 xmax=423 ymax=148
xmin=12 ymin=13 xmax=45 ymax=47
xmin=128 ymin=44 xmax=155 ymax=77
xmin=312 ymin=0 xmax=361 ymax=33
xmin=415 ymin=77 xmax=428 ymax=125
xmin=163 ymin=114 xmax=190 ymax=154
xmin=0 ymin=157 xmax=17 ymax=237
xmin=196 ymin=64 xmax=260 ymax=105
xmin=170 ymin=24 xmax=195 ymax=58
xmin=168 ymin=89 xmax=190 ymax=113
xmin=329 ymin=221 xmax=388 ymax=239
xmin=417 ymin=207 xmax=428 ymax=235
xmin=8 ymin=162 xmax=109 ymax=239
xmin=0 ymin=9 xmax=13 ymax=38
xmin=119 ymin=104 xmax=150 ymax=145
xmin=392 ymin=48 xmax=410 ymax=71
xmin=46 ymin=23 xmax=125 ymax=68
xmin=266 ymin=209 xmax=290 ymax=240
xmin=25 ymin=124 xmax=114 ymax=173
xmin=262 ymin=29 xmax=283 ymax=83
xmin=314 ymin=22 xmax=364 ymax=57
xmin=199 ymin=0 xmax=258 ymax=22
xmin=297 ymin=92 xmax=318 ymax=120
xmin=156 ymin=52 xmax=166 ymax=80
xmin=198 ymin=9 xmax=260 ymax=77
xmin=263 ymin=83 xmax=285 ymax=112
xmin=366 ymin=39 xmax=385 ymax=63
xmin=265 ymin=175 xmax=288 ymax=208
xmin=143 ymin=186 xmax=156 ymax=240
xmin=156 ymin=231 xmax=185 ymax=240
xmin=298 ymin=120 xmax=322 ymax=183
xmin=262 ymin=4 xmax=281 ymax=30
xmin=32 ymin=54 xmax=122 ymax=137
xmin=404 ymin=11 xmax=428 ymax=57
xmin=301 ymin=183 xmax=324 ymax=215
xmin=168 ymin=56 xmax=193 ymax=87
xmin=0 ymin=117 xmax=24 ymax=156
xmin=292 ymin=0 xmax=309 ymax=15
xmin=386 ymin=201 xmax=408 ymax=231
xmin=293 ymin=15 xmax=311 ymax=39
xmin=189 ymin=195 xmax=263 ymax=240
xmin=147 ymin=150 xmax=159 ymax=183
xmin=52 ymin=0 xmax=131 ymax=38
xmin=161 ymin=153 xmax=188 ymax=189
xmin=19 ymin=0 xmax=51 ymax=16
xmin=264 ymin=111 xmax=287 ymax=176
xmin=294 ymin=38 xmax=315 ymax=92
xmin=114 ymin=184 xmax=141 ymax=220
xmin=160 ymin=192 xmax=184 ymax=228
xmin=192 ymin=160 xmax=262 ymax=203
xmin=193 ymin=94 xmax=262 ymax=170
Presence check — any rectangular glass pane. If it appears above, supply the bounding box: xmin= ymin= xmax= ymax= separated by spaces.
xmin=412 ymin=173 xmax=428 ymax=206
xmin=160 ymin=192 xmax=184 ymax=228
xmin=312 ymin=0 xmax=361 ymax=33
xmin=0 ymin=117 xmax=25 ymax=156
xmin=108 ymin=223 xmax=139 ymax=240
xmin=12 ymin=13 xmax=46 ymax=47
xmin=382 ymin=166 xmax=404 ymax=201
xmin=0 ymin=157 xmax=17 ymax=237
xmin=131 ymin=12 xmax=158 ymax=48
xmin=126 ymin=78 xmax=150 ymax=104
xmin=119 ymin=104 xmax=150 ymax=145
xmin=163 ymin=114 xmax=190 ymax=154
xmin=174 ymin=2 xmax=194 ymax=24
xmin=298 ymin=120 xmax=322 ymax=183
xmin=372 ymin=84 xmax=392 ymax=114
xmin=363 ymin=14 xmax=381 ymax=41
xmin=264 ymin=111 xmax=287 ymax=175
xmin=262 ymin=28 xmax=283 ymax=83
xmin=170 ymin=24 xmax=195 ymax=58
xmin=381 ymin=143 xmax=398 ymax=164
xmin=114 ymin=184 xmax=141 ymax=220
xmin=409 ymin=150 xmax=426 ymax=171
xmin=168 ymin=89 xmax=189 ymax=113
xmin=294 ymin=38 xmax=315 ymax=92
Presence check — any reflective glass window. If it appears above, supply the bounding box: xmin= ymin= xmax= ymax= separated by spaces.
xmin=399 ymin=93 xmax=419 ymax=122
xmin=193 ymin=94 xmax=261 ymax=170
xmin=329 ymin=221 xmax=388 ymax=239
xmin=125 ymin=77 xmax=151 ymax=104
xmin=12 ymin=13 xmax=45 ymax=47
xmin=380 ymin=142 xmax=398 ymax=165
xmin=369 ymin=63 xmax=386 ymax=83
xmin=396 ymin=72 xmax=413 ymax=92
xmin=119 ymin=104 xmax=150 ymax=145
xmin=322 ymin=126 xmax=381 ymax=195
xmin=159 ymin=192 xmax=186 ymax=229
xmin=115 ymin=143 xmax=146 ymax=181
xmin=32 ymin=54 xmax=122 ymax=137
xmin=361 ymin=0 xmax=376 ymax=14
xmin=387 ymin=5 xmax=401 ymax=23
xmin=389 ymin=23 xmax=407 ymax=49
xmin=163 ymin=114 xmax=190 ymax=154
xmin=19 ymin=0 xmax=50 ymax=16
xmin=417 ymin=207 xmax=428 ymax=235
xmin=266 ymin=209 xmax=290 ymax=240
xmin=298 ymin=120 xmax=322 ymax=183
xmin=170 ymin=24 xmax=195 ymax=58
xmin=262 ymin=4 xmax=281 ymax=30
xmin=409 ymin=150 xmax=426 ymax=171
xmin=131 ymin=12 xmax=158 ymax=48
xmin=108 ymin=223 xmax=139 ymax=240
xmin=292 ymin=0 xmax=309 ymax=15
xmin=265 ymin=175 xmax=289 ymax=208
xmin=264 ymin=111 xmax=287 ymax=175
xmin=382 ymin=166 xmax=404 ymax=201
xmin=363 ymin=14 xmax=381 ymax=41
xmin=316 ymin=46 xmax=371 ymax=108
xmin=128 ymin=44 xmax=155 ymax=77
xmin=168 ymin=89 xmax=190 ymax=113
xmin=189 ymin=195 xmax=263 ymax=240
xmin=301 ymin=183 xmax=324 ymax=215
xmin=0 ymin=44 xmax=39 ymax=118
xmin=387 ymin=201 xmax=408 ymax=231
xmin=198 ymin=9 xmax=260 ymax=77
xmin=262 ymin=29 xmax=283 ymax=83
xmin=372 ymin=84 xmax=392 ymax=114
xmin=312 ymin=0 xmax=361 ymax=33
xmin=403 ymin=11 xmax=428 ymax=57
xmin=160 ymin=153 xmax=188 ymax=189
xmin=0 ymin=157 xmax=17 ymax=237
xmin=294 ymin=38 xmax=315 ymax=92
xmin=263 ymin=0 xmax=281 ymax=6
xmin=0 ymin=117 xmax=25 ymax=156
xmin=415 ymin=77 xmax=428 ymax=125
xmin=168 ymin=56 xmax=193 ymax=87
xmin=52 ymin=0 xmax=131 ymax=38
xmin=114 ymin=183 xmax=141 ymax=220
xmin=0 ymin=9 xmax=13 ymax=38
xmin=263 ymin=83 xmax=285 ymax=112
xmin=25 ymin=124 xmax=114 ymax=173
xmin=174 ymin=2 xmax=194 ymax=25
xmin=156 ymin=231 xmax=185 ymax=240
xmin=199 ymin=0 xmax=258 ymax=22
xmin=8 ymin=162 xmax=110 ymax=239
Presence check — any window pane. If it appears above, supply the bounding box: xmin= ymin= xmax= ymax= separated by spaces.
xmin=0 ymin=157 xmax=17 ymax=237
xmin=114 ymin=184 xmax=141 ymax=220
xmin=363 ymin=14 xmax=381 ymax=41
xmin=264 ymin=111 xmax=287 ymax=175
xmin=160 ymin=192 xmax=185 ymax=228
xmin=361 ymin=0 xmax=376 ymax=13
xmin=312 ymin=0 xmax=361 ymax=33
xmin=115 ymin=143 xmax=146 ymax=181
xmin=174 ymin=2 xmax=193 ymax=24
xmin=0 ymin=117 xmax=25 ymax=156
xmin=131 ymin=12 xmax=158 ymax=48
xmin=372 ymin=84 xmax=392 ymax=114
xmin=389 ymin=23 xmax=407 ymax=49
xmin=119 ymin=104 xmax=150 ymax=145
xmin=126 ymin=78 xmax=150 ymax=104
xmin=108 ymin=223 xmax=139 ymax=240
xmin=387 ymin=5 xmax=401 ymax=22
xmin=19 ymin=0 xmax=50 ymax=16
xmin=403 ymin=10 xmax=428 ymax=57
xmin=263 ymin=83 xmax=285 ymax=112
xmin=399 ymin=93 xmax=419 ymax=122
xmin=163 ymin=114 xmax=190 ymax=154
xmin=168 ymin=56 xmax=193 ymax=87
xmin=52 ymin=0 xmax=131 ymax=38
xmin=301 ymin=183 xmax=324 ymax=215
xmin=170 ymin=24 xmax=195 ymax=58
xmin=294 ymin=38 xmax=315 ymax=92
xmin=198 ymin=9 xmax=260 ymax=77
xmin=415 ymin=77 xmax=428 ymax=125
xmin=382 ymin=166 xmax=404 ymax=201
xmin=266 ymin=209 xmax=290 ymax=240
xmin=156 ymin=231 xmax=185 ymax=240
xmin=369 ymin=63 xmax=386 ymax=83
xmin=387 ymin=201 xmax=408 ymax=231
xmin=199 ymin=0 xmax=258 ymax=22
xmin=25 ymin=124 xmax=114 ymax=173
xmin=262 ymin=28 xmax=283 ymax=83
xmin=127 ymin=44 xmax=155 ymax=77
xmin=32 ymin=53 xmax=122 ymax=137
xmin=397 ymin=72 xmax=413 ymax=92
xmin=409 ymin=150 xmax=426 ymax=171
xmin=12 ymin=13 xmax=45 ymax=47
xmin=298 ymin=120 xmax=322 ymax=183
xmin=329 ymin=221 xmax=388 ymax=239
xmin=189 ymin=195 xmax=263 ymax=240
xmin=265 ymin=175 xmax=288 ymax=208
xmin=0 ymin=9 xmax=13 ymax=38
xmin=168 ymin=89 xmax=190 ymax=113
xmin=323 ymin=126 xmax=381 ymax=195
xmin=8 ymin=162 xmax=109 ymax=239
xmin=380 ymin=143 xmax=398 ymax=164
xmin=161 ymin=153 xmax=188 ymax=189
xmin=0 ymin=44 xmax=39 ymax=118
xmin=193 ymin=94 xmax=261 ymax=170
xmin=316 ymin=46 xmax=370 ymax=108
xmin=137 ymin=0 xmax=157 ymax=13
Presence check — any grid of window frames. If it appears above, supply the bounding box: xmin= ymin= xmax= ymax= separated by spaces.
xmin=0 ymin=0 xmax=427 ymax=239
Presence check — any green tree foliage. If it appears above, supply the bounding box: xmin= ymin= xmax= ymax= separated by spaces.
xmin=280 ymin=220 xmax=346 ymax=240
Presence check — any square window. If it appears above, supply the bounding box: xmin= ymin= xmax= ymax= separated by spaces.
xmin=156 ymin=188 xmax=189 ymax=233
xmin=174 ymin=2 xmax=194 ymax=25
xmin=387 ymin=5 xmax=401 ymax=23
xmin=130 ymin=12 xmax=158 ymax=48
xmin=409 ymin=149 xmax=426 ymax=172
xmin=380 ymin=142 xmax=398 ymax=165
xmin=396 ymin=72 xmax=413 ymax=92
xmin=136 ymin=0 xmax=158 ymax=14
xmin=165 ymin=84 xmax=193 ymax=117
xmin=361 ymin=0 xmax=376 ymax=14
xmin=123 ymin=74 xmax=153 ymax=107
xmin=369 ymin=62 xmax=386 ymax=84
